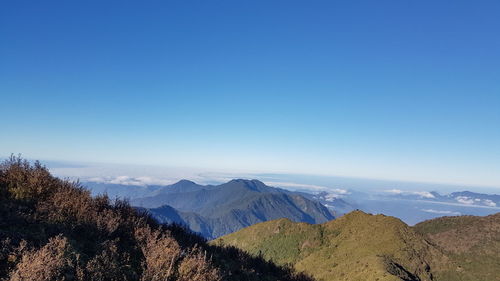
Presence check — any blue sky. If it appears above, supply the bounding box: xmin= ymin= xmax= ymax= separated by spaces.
xmin=1 ymin=1 xmax=499 ymax=188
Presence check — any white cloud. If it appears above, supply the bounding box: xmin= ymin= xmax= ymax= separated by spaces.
xmin=412 ymin=191 xmax=435 ymax=199
xmin=421 ymin=209 xmax=461 ymax=215
xmin=263 ymin=181 xmax=350 ymax=198
xmin=331 ymin=188 xmax=350 ymax=195
xmin=455 ymin=196 xmax=475 ymax=205
xmin=263 ymin=181 xmax=329 ymax=191
xmin=383 ymin=189 xmax=435 ymax=198
xmin=86 ymin=176 xmax=174 ymax=186
xmin=483 ymin=199 xmax=497 ymax=207
xmin=385 ymin=189 xmax=403 ymax=194
xmin=323 ymin=193 xmax=340 ymax=201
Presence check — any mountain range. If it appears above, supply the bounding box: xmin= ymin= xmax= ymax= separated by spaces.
xmin=85 ymin=178 xmax=500 ymax=235
xmin=131 ymin=179 xmax=335 ymax=239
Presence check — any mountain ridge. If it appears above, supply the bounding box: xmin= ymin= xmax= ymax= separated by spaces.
xmin=414 ymin=212 xmax=500 ymax=281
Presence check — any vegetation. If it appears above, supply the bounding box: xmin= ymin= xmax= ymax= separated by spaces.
xmin=414 ymin=213 xmax=500 ymax=281
xmin=215 ymin=210 xmax=500 ymax=281
xmin=3 ymin=155 xmax=497 ymax=281
xmin=214 ymin=211 xmax=442 ymax=281
xmin=0 ymin=156 xmax=313 ymax=281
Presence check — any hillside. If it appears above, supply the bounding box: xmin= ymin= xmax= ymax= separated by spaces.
xmin=216 ymin=210 xmax=500 ymax=281
xmin=131 ymin=179 xmax=334 ymax=239
xmin=414 ymin=213 xmax=500 ymax=281
xmin=0 ymin=156 xmax=313 ymax=281
xmin=215 ymin=211 xmax=443 ymax=281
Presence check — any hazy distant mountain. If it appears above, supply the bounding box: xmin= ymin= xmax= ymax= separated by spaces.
xmin=83 ymin=179 xmax=207 ymax=199
xmin=342 ymin=189 xmax=500 ymax=225
xmin=381 ymin=189 xmax=499 ymax=207
xmin=445 ymin=191 xmax=500 ymax=207
xmin=84 ymin=181 xmax=163 ymax=199
xmin=133 ymin=179 xmax=335 ymax=239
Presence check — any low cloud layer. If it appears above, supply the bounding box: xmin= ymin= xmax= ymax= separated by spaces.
xmin=455 ymin=196 xmax=497 ymax=207
xmin=421 ymin=209 xmax=461 ymax=215
xmin=263 ymin=181 xmax=349 ymax=194
xmin=384 ymin=189 xmax=435 ymax=199
xmin=87 ymin=176 xmax=175 ymax=186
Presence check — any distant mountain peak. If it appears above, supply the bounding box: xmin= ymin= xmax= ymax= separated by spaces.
xmin=229 ymin=178 xmax=265 ymax=184
xmin=227 ymin=179 xmax=270 ymax=192
xmin=173 ymin=179 xmax=198 ymax=186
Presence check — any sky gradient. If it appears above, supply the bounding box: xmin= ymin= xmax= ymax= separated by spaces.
xmin=1 ymin=1 xmax=499 ymax=188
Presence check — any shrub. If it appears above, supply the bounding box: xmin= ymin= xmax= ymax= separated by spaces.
xmin=0 ymin=155 xmax=59 ymax=202
xmin=84 ymin=239 xmax=137 ymax=281
xmin=176 ymin=248 xmax=221 ymax=281
xmin=9 ymin=235 xmax=78 ymax=281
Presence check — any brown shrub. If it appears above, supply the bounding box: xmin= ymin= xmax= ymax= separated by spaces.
xmin=0 ymin=239 xmax=27 ymax=277
xmin=177 ymin=248 xmax=221 ymax=281
xmin=9 ymin=235 xmax=78 ymax=281
xmin=0 ymin=155 xmax=59 ymax=202
xmin=36 ymin=181 xmax=99 ymax=225
xmin=83 ymin=239 xmax=137 ymax=281
xmin=135 ymin=226 xmax=181 ymax=281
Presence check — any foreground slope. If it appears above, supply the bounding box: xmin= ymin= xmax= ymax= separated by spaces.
xmin=216 ymin=210 xmax=500 ymax=281
xmin=0 ymin=157 xmax=313 ymax=281
xmin=414 ymin=213 xmax=500 ymax=281
xmin=133 ymin=179 xmax=334 ymax=239
xmin=215 ymin=211 xmax=442 ymax=281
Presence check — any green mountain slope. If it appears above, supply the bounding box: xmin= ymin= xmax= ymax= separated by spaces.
xmin=414 ymin=213 xmax=500 ymax=281
xmin=214 ymin=211 xmax=443 ymax=281
xmin=215 ymin=210 xmax=500 ymax=281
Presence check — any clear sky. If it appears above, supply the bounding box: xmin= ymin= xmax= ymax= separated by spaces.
xmin=1 ymin=1 xmax=499 ymax=188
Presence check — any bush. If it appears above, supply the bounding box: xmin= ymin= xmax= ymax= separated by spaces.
xmin=0 ymin=155 xmax=59 ymax=202
xmin=9 ymin=235 xmax=77 ymax=281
